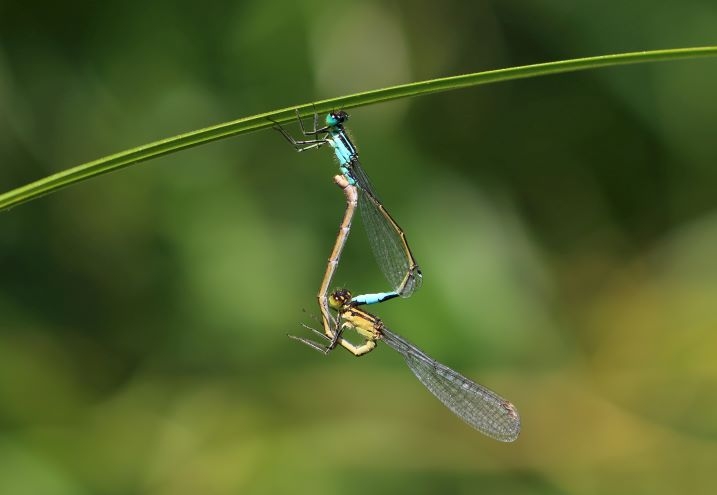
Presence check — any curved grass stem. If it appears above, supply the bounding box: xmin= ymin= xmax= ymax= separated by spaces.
xmin=2 ymin=46 xmax=716 ymax=210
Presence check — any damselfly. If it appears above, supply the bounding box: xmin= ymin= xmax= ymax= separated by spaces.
xmin=292 ymin=288 xmax=521 ymax=442
xmin=273 ymin=110 xmax=422 ymax=307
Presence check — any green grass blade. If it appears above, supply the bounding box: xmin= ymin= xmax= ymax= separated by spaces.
xmin=2 ymin=46 xmax=716 ymax=211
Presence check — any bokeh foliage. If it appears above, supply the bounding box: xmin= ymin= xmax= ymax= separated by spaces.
xmin=1 ymin=1 xmax=717 ymax=494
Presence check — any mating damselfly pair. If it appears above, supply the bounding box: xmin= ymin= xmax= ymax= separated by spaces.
xmin=272 ymin=109 xmax=520 ymax=442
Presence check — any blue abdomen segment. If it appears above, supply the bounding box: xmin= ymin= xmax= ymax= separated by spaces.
xmin=351 ymin=291 xmax=399 ymax=306
xmin=329 ymin=132 xmax=357 ymax=166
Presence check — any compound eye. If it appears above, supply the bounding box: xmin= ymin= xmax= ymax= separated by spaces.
xmin=326 ymin=110 xmax=349 ymax=127
xmin=329 ymin=288 xmax=352 ymax=308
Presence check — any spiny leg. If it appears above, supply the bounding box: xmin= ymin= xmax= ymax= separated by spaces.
xmin=338 ymin=334 xmax=377 ymax=356
xmin=296 ymin=107 xmax=329 ymax=137
xmin=288 ymin=323 xmax=334 ymax=355
xmin=271 ymin=117 xmax=329 ymax=152
xmin=289 ymin=322 xmax=377 ymax=356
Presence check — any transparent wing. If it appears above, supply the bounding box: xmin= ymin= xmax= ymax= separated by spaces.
xmin=380 ymin=326 xmax=521 ymax=442
xmin=344 ymin=153 xmax=382 ymax=202
xmin=348 ymin=158 xmax=422 ymax=297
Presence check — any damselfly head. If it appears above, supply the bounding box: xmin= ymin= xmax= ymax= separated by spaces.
xmin=326 ymin=110 xmax=349 ymax=127
xmin=329 ymin=288 xmax=352 ymax=310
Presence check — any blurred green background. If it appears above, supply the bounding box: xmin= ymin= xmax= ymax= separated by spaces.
xmin=2 ymin=1 xmax=717 ymax=494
